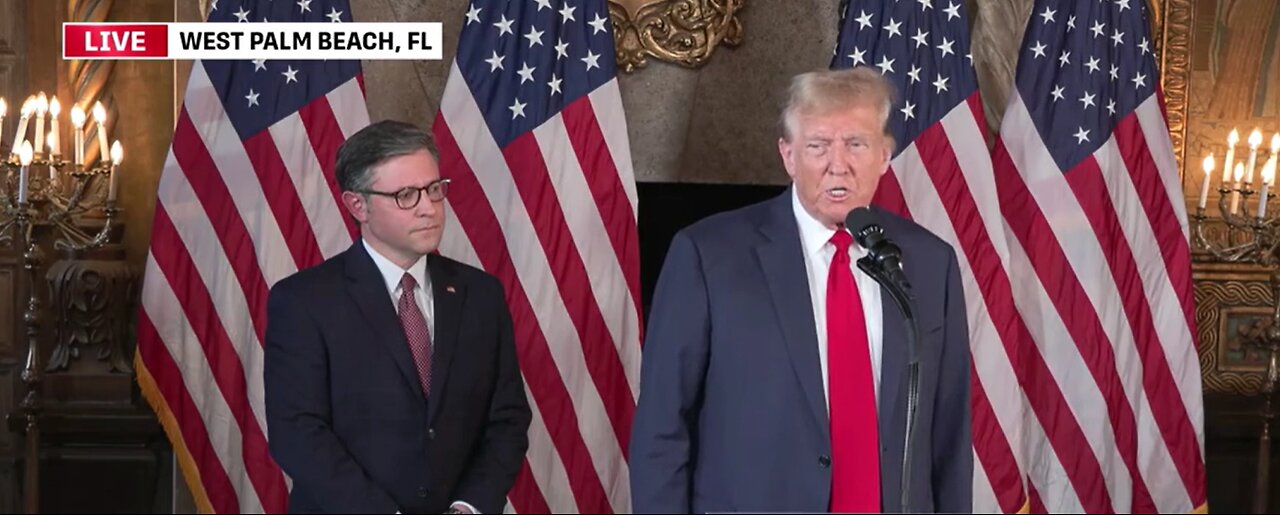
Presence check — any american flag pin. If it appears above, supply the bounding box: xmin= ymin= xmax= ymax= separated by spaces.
xmin=446 ymin=286 xmax=456 ymax=293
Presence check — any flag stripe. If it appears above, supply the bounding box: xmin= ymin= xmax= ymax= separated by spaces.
xmin=181 ymin=65 xmax=299 ymax=287
xmin=171 ymin=111 xmax=273 ymax=343
xmin=585 ymin=80 xmax=639 ymax=214
xmin=531 ymin=113 xmax=642 ymax=398
xmin=559 ymin=97 xmax=645 ymax=339
xmin=137 ymin=312 xmax=242 ymax=514
xmin=434 ymin=114 xmax=614 ymax=513
xmin=294 ymin=98 xmax=360 ymax=242
xmin=155 ymin=146 xmax=269 ymax=436
xmin=971 ymin=369 xmax=1026 ymax=512
xmin=327 ymin=76 xmax=372 ymax=141
xmin=872 ymin=170 xmax=912 ymax=218
xmin=267 ymin=113 xmax=352 ymax=260
xmin=242 ymin=131 xmax=326 ymax=269
xmin=149 ymin=206 xmax=287 ymax=510
xmin=500 ymin=132 xmax=635 ymax=455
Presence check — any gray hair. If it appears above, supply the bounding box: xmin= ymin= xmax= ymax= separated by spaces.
xmin=779 ymin=67 xmax=896 ymax=142
xmin=335 ymin=120 xmax=438 ymax=193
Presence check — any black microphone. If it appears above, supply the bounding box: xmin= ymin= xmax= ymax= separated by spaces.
xmin=845 ymin=207 xmax=912 ymax=296
xmin=844 ymin=206 xmax=921 ymax=514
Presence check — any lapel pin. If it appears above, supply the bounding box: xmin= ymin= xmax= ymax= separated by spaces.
xmin=446 ymin=286 xmax=456 ymax=294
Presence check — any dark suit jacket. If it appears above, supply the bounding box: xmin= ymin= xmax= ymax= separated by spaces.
xmin=630 ymin=190 xmax=972 ymax=513
xmin=265 ymin=242 xmax=531 ymax=514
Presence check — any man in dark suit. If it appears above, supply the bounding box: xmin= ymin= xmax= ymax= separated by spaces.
xmin=265 ymin=121 xmax=531 ymax=514
xmin=630 ymin=68 xmax=972 ymax=513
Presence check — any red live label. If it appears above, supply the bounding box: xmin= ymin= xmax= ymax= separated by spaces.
xmin=64 ymin=24 xmax=168 ymax=58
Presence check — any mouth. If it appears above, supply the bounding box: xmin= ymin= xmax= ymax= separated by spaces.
xmin=823 ymin=186 xmax=851 ymax=202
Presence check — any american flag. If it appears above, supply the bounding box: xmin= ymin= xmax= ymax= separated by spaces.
xmin=832 ymin=0 xmax=1030 ymax=512
xmin=834 ymin=0 xmax=1206 ymax=512
xmin=992 ymin=0 xmax=1206 ymax=512
xmin=432 ymin=0 xmax=642 ymax=513
xmin=135 ymin=0 xmax=367 ymax=512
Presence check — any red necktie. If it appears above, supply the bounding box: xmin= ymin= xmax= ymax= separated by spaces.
xmin=398 ymin=273 xmax=433 ymax=398
xmin=827 ymin=230 xmax=881 ymax=513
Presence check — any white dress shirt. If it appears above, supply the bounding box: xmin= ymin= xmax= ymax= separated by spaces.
xmin=365 ymin=241 xmax=478 ymax=514
xmin=363 ymin=239 xmax=435 ymax=336
xmin=791 ymin=190 xmax=884 ymax=411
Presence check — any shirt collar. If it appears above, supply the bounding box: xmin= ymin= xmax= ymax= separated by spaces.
xmin=362 ymin=239 xmax=430 ymax=295
xmin=791 ymin=187 xmax=869 ymax=259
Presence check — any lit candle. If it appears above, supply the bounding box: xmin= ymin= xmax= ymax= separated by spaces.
xmin=1224 ymin=129 xmax=1241 ymax=183
xmin=1245 ymin=129 xmax=1264 ymax=187
xmin=1232 ymin=163 xmax=1245 ymax=214
xmin=47 ymin=97 xmax=60 ymax=157
xmin=107 ymin=140 xmax=122 ymax=203
xmin=17 ymin=140 xmax=32 ymax=205
xmin=70 ymin=106 xmax=86 ymax=166
xmin=0 ymin=98 xmax=7 ymax=154
xmin=1262 ymin=157 xmax=1277 ymax=219
xmin=32 ymin=93 xmax=47 ymax=158
xmin=92 ymin=101 xmax=108 ymax=163
xmin=11 ymin=97 xmax=32 ymax=154
xmin=1200 ymin=154 xmax=1215 ymax=209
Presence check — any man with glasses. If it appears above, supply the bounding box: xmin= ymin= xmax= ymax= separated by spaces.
xmin=265 ymin=120 xmax=531 ymax=514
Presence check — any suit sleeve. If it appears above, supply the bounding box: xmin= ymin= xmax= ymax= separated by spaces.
xmin=932 ymin=248 xmax=973 ymax=512
xmin=630 ymin=230 xmax=712 ymax=514
xmin=264 ymin=282 xmax=400 ymax=513
xmin=452 ymin=277 xmax=532 ymax=515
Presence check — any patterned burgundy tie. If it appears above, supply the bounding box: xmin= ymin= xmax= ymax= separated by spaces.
xmin=398 ymin=273 xmax=432 ymax=398
xmin=827 ymin=230 xmax=881 ymax=512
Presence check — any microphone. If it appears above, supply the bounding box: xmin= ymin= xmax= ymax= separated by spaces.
xmin=844 ymin=207 xmax=912 ymax=296
xmin=843 ymin=206 xmax=920 ymax=514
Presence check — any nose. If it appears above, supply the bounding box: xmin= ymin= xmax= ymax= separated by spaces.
xmin=827 ymin=146 xmax=852 ymax=176
xmin=417 ymin=195 xmax=439 ymax=218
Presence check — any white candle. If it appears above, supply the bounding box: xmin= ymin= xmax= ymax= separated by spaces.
xmin=11 ymin=97 xmax=32 ymax=154
xmin=1262 ymin=157 xmax=1277 ymax=219
xmin=92 ymin=101 xmax=108 ymax=163
xmin=32 ymin=93 xmax=47 ymax=158
xmin=107 ymin=140 xmax=122 ymax=203
xmin=17 ymin=140 xmax=32 ymax=205
xmin=70 ymin=106 xmax=86 ymax=166
xmin=1245 ymin=129 xmax=1264 ymax=187
xmin=1224 ymin=129 xmax=1241 ymax=182
xmin=1232 ymin=163 xmax=1245 ymax=214
xmin=1200 ymin=154 xmax=1215 ymax=209
xmin=47 ymin=97 xmax=60 ymax=157
xmin=0 ymin=98 xmax=7 ymax=155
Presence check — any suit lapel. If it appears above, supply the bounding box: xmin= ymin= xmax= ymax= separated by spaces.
xmin=427 ymin=254 xmax=466 ymax=422
xmin=343 ymin=242 xmax=425 ymax=402
xmin=754 ymin=192 xmax=830 ymax=442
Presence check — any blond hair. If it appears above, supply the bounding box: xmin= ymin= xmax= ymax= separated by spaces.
xmin=779 ymin=67 xmax=896 ymax=142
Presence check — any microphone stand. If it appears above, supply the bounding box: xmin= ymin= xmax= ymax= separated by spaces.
xmin=856 ymin=257 xmax=920 ymax=514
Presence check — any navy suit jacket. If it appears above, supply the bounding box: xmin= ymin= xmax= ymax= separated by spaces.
xmin=630 ymin=190 xmax=972 ymax=513
xmin=265 ymin=242 xmax=531 ymax=514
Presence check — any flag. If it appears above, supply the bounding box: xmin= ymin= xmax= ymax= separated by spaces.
xmin=833 ymin=0 xmax=1035 ymax=511
xmin=134 ymin=0 xmax=368 ymax=512
xmin=992 ymin=0 xmax=1206 ymax=512
xmin=432 ymin=0 xmax=642 ymax=513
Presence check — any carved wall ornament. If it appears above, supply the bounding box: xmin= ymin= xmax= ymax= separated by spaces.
xmin=608 ymin=0 xmax=745 ymax=73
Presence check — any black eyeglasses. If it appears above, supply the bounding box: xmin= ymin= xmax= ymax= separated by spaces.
xmin=358 ymin=179 xmax=451 ymax=210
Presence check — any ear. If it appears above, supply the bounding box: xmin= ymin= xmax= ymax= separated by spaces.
xmin=341 ymin=191 xmax=369 ymax=224
xmin=779 ymin=137 xmax=798 ymax=181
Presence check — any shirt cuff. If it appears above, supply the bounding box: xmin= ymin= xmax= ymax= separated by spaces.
xmin=451 ymin=500 xmax=480 ymax=514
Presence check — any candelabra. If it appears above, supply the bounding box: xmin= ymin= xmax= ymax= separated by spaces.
xmin=0 ymin=91 xmax=122 ymax=514
xmin=1193 ymin=127 xmax=1280 ymax=514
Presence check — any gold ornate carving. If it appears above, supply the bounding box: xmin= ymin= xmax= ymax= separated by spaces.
xmin=1156 ymin=0 xmax=1193 ymax=173
xmin=608 ymin=0 xmax=745 ymax=73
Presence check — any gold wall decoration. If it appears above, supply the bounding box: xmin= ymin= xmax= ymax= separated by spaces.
xmin=608 ymin=0 xmax=745 ymax=73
